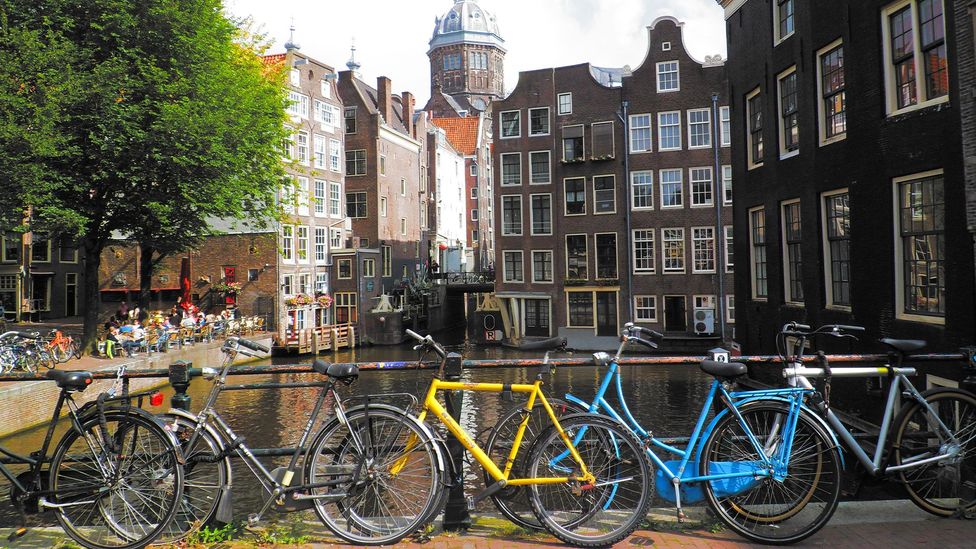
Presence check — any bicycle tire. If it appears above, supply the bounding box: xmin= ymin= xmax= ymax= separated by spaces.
xmin=71 ymin=340 xmax=82 ymax=360
xmin=526 ymin=413 xmax=653 ymax=548
xmin=483 ymin=398 xmax=582 ymax=530
xmin=892 ymin=388 xmax=976 ymax=517
xmin=50 ymin=410 xmax=184 ymax=549
xmin=19 ymin=350 xmax=38 ymax=374
xmin=157 ymin=414 xmax=231 ymax=543
xmin=305 ymin=406 xmax=443 ymax=545
xmin=700 ymin=401 xmax=840 ymax=545
xmin=51 ymin=343 xmax=69 ymax=364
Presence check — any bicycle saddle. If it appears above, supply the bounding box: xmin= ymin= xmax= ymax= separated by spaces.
xmin=879 ymin=338 xmax=926 ymax=353
xmin=313 ymin=359 xmax=358 ymax=380
xmin=46 ymin=369 xmax=93 ymax=391
xmin=700 ymin=359 xmax=747 ymax=379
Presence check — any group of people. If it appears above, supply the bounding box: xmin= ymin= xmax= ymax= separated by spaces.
xmin=102 ymin=301 xmax=236 ymax=358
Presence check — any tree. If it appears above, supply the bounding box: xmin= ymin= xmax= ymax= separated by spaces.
xmin=0 ymin=0 xmax=288 ymax=350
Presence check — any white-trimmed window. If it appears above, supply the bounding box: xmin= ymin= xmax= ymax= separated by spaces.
xmin=400 ymin=218 xmax=407 ymax=236
xmin=380 ymin=196 xmax=387 ymax=217
xmin=567 ymin=291 xmax=594 ymax=327
xmin=363 ymin=259 xmax=375 ymax=278
xmin=635 ymin=296 xmax=658 ymax=322
xmin=501 ymin=195 xmax=523 ymax=236
xmin=529 ymin=151 xmax=551 ymax=184
xmin=778 ymin=67 xmax=799 ymax=156
xmin=329 ymin=182 xmax=341 ymax=217
xmin=315 ymin=228 xmax=327 ymax=264
xmin=281 ymin=274 xmax=293 ymax=295
xmin=381 ymin=246 xmax=391 ymax=277
xmin=725 ymin=225 xmax=734 ymax=273
xmin=595 ymin=233 xmax=617 ymax=279
xmin=658 ymin=111 xmax=681 ymax=151
xmin=530 ymin=194 xmax=552 ymax=235
xmin=722 ymin=165 xmax=733 ymax=205
xmin=749 ymin=207 xmax=768 ymax=299
xmin=532 ymin=250 xmax=554 ymax=283
xmin=662 ymin=228 xmax=685 ymax=273
xmin=500 ymin=110 xmax=521 ymax=138
xmin=690 ymin=167 xmax=713 ymax=207
xmin=692 ymin=227 xmax=716 ymax=273
xmin=562 ymin=125 xmax=585 ymax=161
xmin=882 ymin=0 xmax=948 ymax=115
xmin=329 ymin=139 xmax=341 ymax=172
xmin=746 ymin=88 xmax=764 ymax=168
xmin=782 ymin=200 xmax=804 ymax=304
xmin=660 ymin=169 xmax=683 ymax=208
xmin=287 ymin=91 xmax=309 ymax=119
xmin=501 ymin=153 xmax=522 ymax=185
xmin=529 ymin=107 xmax=550 ymax=136
xmin=657 ymin=61 xmax=679 ymax=92
xmin=313 ymin=135 xmax=326 ymax=168
xmin=630 ymin=114 xmax=652 ymax=153
xmin=591 ymin=121 xmax=614 ymax=158
xmin=296 ymin=226 xmax=309 ymax=261
xmin=314 ymin=180 xmax=326 ymax=215
xmin=593 ymin=175 xmax=616 ymax=214
xmin=631 ymin=171 xmax=654 ymax=209
xmin=633 ymin=229 xmax=655 ymax=274
xmin=558 ymin=93 xmax=572 ymax=115
xmin=720 ymin=106 xmax=731 ymax=147
xmin=688 ymin=109 xmax=711 ymax=149
xmin=566 ymin=234 xmax=588 ymax=279
xmin=818 ymin=40 xmax=846 ymax=144
xmin=281 ymin=225 xmax=294 ymax=261
xmin=503 ymin=251 xmax=524 ymax=283
xmin=822 ymin=189 xmax=851 ymax=308
xmin=774 ymin=0 xmax=795 ymax=43
xmin=296 ymin=131 xmax=310 ymax=165
xmin=564 ymin=177 xmax=586 ymax=215
xmin=320 ymin=78 xmax=331 ymax=98
xmin=727 ymin=295 xmax=736 ymax=323
xmin=289 ymin=68 xmax=300 ymax=87
xmin=296 ymin=176 xmax=309 ymax=216
xmin=471 ymin=209 xmax=478 ymax=221
xmin=315 ymin=100 xmax=334 ymax=128
xmin=895 ymin=171 xmax=945 ymax=321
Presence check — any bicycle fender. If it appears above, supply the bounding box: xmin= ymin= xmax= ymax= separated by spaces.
xmin=332 ymin=403 xmax=451 ymax=479
xmin=81 ymin=404 xmax=185 ymax=451
xmin=160 ymin=409 xmax=235 ymax=522
xmin=563 ymin=393 xmax=592 ymax=412
xmin=695 ymin=397 xmax=845 ymax=469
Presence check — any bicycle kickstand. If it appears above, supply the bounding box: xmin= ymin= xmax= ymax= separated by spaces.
xmin=672 ymin=477 xmax=686 ymax=522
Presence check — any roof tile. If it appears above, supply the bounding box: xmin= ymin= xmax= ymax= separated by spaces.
xmin=430 ymin=116 xmax=480 ymax=155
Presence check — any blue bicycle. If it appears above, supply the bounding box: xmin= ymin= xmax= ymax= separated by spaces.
xmin=486 ymin=323 xmax=844 ymax=545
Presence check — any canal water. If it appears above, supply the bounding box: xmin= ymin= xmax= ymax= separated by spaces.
xmin=0 ymin=329 xmax=714 ymax=524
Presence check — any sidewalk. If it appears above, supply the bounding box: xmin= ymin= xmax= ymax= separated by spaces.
xmin=1 ymin=500 xmax=970 ymax=548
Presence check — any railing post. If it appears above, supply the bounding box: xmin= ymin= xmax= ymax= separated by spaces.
xmin=442 ymin=351 xmax=472 ymax=531
xmin=960 ymin=347 xmax=976 ymax=395
xmin=169 ymin=360 xmax=192 ymax=411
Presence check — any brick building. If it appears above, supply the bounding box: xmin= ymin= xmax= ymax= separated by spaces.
xmin=1 ymin=228 xmax=84 ymax=321
xmin=492 ymin=17 xmax=731 ymax=350
xmin=719 ymin=0 xmax=972 ymax=354
xmin=426 ymin=123 xmax=468 ymax=271
xmin=337 ymin=60 xmax=426 ymax=306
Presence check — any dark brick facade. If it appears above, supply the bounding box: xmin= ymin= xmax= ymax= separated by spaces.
xmin=721 ymin=0 xmax=974 ymax=355
xmin=0 ymin=231 xmax=84 ymax=320
xmin=492 ymin=18 xmax=731 ymax=349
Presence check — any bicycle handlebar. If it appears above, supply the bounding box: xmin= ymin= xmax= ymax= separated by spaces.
xmin=405 ymin=329 xmax=447 ymax=359
xmin=623 ymin=334 xmax=658 ymax=349
xmin=235 ymin=337 xmax=270 ymax=353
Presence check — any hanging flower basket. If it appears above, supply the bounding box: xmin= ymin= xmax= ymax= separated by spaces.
xmin=316 ymin=294 xmax=333 ymax=308
xmin=212 ymin=281 xmax=243 ymax=293
xmin=284 ymin=293 xmax=313 ymax=307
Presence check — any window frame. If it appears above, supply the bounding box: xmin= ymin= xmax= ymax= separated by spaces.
xmin=500 ymin=152 xmax=522 ymax=186
xmin=564 ymin=177 xmax=586 ymax=216
xmin=594 ymin=233 xmax=618 ymax=280
xmin=530 ymin=193 xmax=553 ymax=236
xmin=529 ymin=150 xmax=551 ymax=184
xmin=346 ymin=191 xmax=367 ymax=218
xmin=689 ymin=167 xmax=714 ymax=208
xmin=720 ymin=106 xmax=731 ymax=147
xmin=892 ymin=169 xmax=945 ymax=323
xmin=314 ymin=227 xmax=327 ymax=264
xmin=592 ymin=175 xmax=616 ymax=215
xmin=502 ymin=250 xmax=525 ymax=283
xmin=817 ymin=39 xmax=847 ymax=146
xmin=565 ymin=234 xmax=589 ymax=279
xmin=774 ymin=0 xmax=796 ymax=44
xmin=821 ymin=188 xmax=851 ymax=310
xmin=528 ymin=107 xmax=550 ymax=136
xmin=631 ymin=170 xmax=654 ymax=210
xmin=722 ymin=165 xmax=733 ymax=206
xmin=346 ymin=149 xmax=367 ymax=176
xmin=629 ymin=113 xmax=653 ymax=153
xmin=657 ymin=111 xmax=682 ymax=151
xmin=634 ymin=295 xmax=659 ymax=323
xmin=499 ymin=110 xmax=521 ymax=139
xmin=632 ymin=229 xmax=656 ymax=274
xmin=281 ymin=225 xmax=294 ymax=262
xmin=781 ymin=199 xmax=804 ymax=305
xmin=662 ymin=227 xmax=686 ymax=274
xmin=566 ymin=291 xmax=596 ymax=328
xmin=749 ymin=206 xmax=769 ymax=300
xmin=724 ymin=225 xmax=734 ymax=273
xmin=659 ymin=168 xmax=684 ymax=209
xmin=590 ymin=121 xmax=615 ymax=159
xmin=557 ymin=93 xmax=573 ymax=115
xmin=337 ymin=258 xmax=353 ymax=279
xmin=692 ymin=226 xmax=716 ymax=274
xmin=746 ymin=87 xmax=764 ymax=169
xmin=687 ymin=108 xmax=712 ymax=149
xmin=531 ymin=250 xmax=554 ymax=283
xmin=501 ymin=195 xmax=523 ymax=236
xmin=881 ymin=0 xmax=949 ymax=116
xmin=777 ymin=66 xmax=800 ymax=159
xmin=656 ymin=60 xmax=680 ymax=92
xmin=314 ymin=179 xmax=327 ymax=216
xmin=561 ymin=124 xmax=585 ymax=162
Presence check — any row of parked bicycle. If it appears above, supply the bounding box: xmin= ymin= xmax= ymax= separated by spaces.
xmin=0 ymin=329 xmax=81 ymax=373
xmin=1 ymin=323 xmax=972 ymax=549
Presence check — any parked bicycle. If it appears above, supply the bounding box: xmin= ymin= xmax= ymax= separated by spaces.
xmin=0 ymin=331 xmax=56 ymax=373
xmin=48 ymin=329 xmax=82 ymax=363
xmin=405 ymin=329 xmax=654 ymax=547
xmin=778 ymin=322 xmax=976 ymax=518
xmin=160 ymin=336 xmax=442 ymax=546
xmin=0 ymin=366 xmax=184 ymax=548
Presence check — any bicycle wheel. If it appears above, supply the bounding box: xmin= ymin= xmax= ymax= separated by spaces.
xmin=50 ymin=410 xmax=184 ymax=549
xmin=483 ymin=398 xmax=581 ymax=530
xmin=157 ymin=414 xmax=230 ymax=543
xmin=700 ymin=401 xmax=840 ymax=545
xmin=526 ymin=413 xmax=652 ymax=548
xmin=892 ymin=388 xmax=976 ymax=517
xmin=18 ymin=350 xmax=38 ymax=374
xmin=50 ymin=343 xmax=69 ymax=364
xmin=305 ymin=406 xmax=442 ymax=545
xmin=70 ymin=340 xmax=83 ymax=360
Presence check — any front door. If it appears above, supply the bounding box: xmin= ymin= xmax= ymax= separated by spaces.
xmin=524 ymin=299 xmax=550 ymax=337
xmin=65 ymin=273 xmax=77 ymax=317
xmin=664 ymin=295 xmax=687 ymax=332
xmin=595 ymin=291 xmax=618 ymax=337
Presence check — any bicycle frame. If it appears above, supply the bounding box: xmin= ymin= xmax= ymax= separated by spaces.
xmin=411 ymin=377 xmax=595 ymax=488
xmin=564 ymin=340 xmax=814 ymax=508
xmin=784 ymin=364 xmax=962 ymax=475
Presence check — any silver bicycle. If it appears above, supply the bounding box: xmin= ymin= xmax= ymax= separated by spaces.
xmin=779 ymin=322 xmax=976 ymax=518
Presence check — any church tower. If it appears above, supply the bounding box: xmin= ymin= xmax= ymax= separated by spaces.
xmin=428 ymin=1 xmax=505 ymax=113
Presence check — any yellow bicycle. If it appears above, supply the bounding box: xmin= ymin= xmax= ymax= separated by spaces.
xmin=402 ymin=329 xmax=653 ymax=547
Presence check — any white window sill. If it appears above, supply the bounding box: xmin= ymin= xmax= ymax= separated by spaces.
xmin=663 ymin=270 xmax=687 ymax=275
xmin=773 ymin=32 xmax=795 ymax=47
xmin=779 ymin=149 xmax=800 ymax=160
xmin=820 ymin=134 xmax=847 ymax=147
xmin=896 ymin=312 xmax=946 ymax=326
xmin=887 ymin=96 xmax=949 ymax=118
xmin=688 ymin=145 xmax=712 ymax=150
xmin=659 ymin=147 xmax=683 ymax=152
xmin=748 ymin=162 xmax=764 ymax=171
xmin=630 ymin=149 xmax=653 ymax=155
xmin=529 ymin=132 xmax=551 ymax=138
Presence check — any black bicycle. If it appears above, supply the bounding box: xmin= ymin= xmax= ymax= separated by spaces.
xmin=1 ymin=366 xmax=184 ymax=548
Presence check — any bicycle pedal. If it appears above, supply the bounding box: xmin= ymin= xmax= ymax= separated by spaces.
xmin=7 ymin=527 xmax=28 ymax=542
xmin=247 ymin=513 xmax=260 ymax=527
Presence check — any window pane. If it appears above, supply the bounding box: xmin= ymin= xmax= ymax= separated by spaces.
xmin=566 ymin=235 xmax=588 ymax=279
xmin=899 ymin=176 xmax=944 ymax=316
xmin=633 ymin=229 xmax=655 ymax=273
xmin=594 ymin=176 xmax=615 ymax=213
xmin=631 ymin=171 xmax=653 ymax=209
xmin=565 ymin=178 xmax=586 ymax=214
xmin=531 ymin=195 xmax=552 ymax=235
xmin=591 ymin=122 xmax=614 ymax=158
xmin=595 ymin=234 xmax=617 ymax=279
xmin=660 ymin=169 xmax=683 ymax=207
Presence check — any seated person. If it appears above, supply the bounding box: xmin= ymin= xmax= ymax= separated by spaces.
xmin=121 ymin=322 xmax=146 ymax=357
xmin=105 ymin=326 xmax=120 ymax=359
xmin=180 ymin=314 xmax=196 ymax=329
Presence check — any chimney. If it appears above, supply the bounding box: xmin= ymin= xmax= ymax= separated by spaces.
xmin=377 ymin=76 xmax=393 ymax=125
xmin=402 ymin=91 xmax=415 ymax=137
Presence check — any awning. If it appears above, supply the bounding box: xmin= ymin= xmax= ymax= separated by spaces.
xmin=29 ymin=271 xmax=55 ymax=276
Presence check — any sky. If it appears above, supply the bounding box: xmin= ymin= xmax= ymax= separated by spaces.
xmin=225 ymin=0 xmax=727 ymax=105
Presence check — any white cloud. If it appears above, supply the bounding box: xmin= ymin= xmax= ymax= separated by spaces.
xmin=225 ymin=0 xmax=726 ymax=104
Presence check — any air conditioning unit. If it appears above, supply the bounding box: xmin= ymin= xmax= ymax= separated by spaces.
xmin=694 ymin=309 xmax=715 ymax=335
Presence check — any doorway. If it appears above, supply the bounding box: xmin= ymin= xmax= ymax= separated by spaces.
xmin=65 ymin=273 xmax=77 ymax=317
xmin=524 ymin=299 xmax=550 ymax=337
xmin=595 ymin=291 xmax=618 ymax=337
xmin=664 ymin=295 xmax=687 ymax=333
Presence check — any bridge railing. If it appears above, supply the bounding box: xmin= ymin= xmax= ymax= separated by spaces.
xmin=431 ymin=271 xmax=494 ymax=285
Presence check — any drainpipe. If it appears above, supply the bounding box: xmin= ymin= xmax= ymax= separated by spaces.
xmin=711 ymin=92 xmax=727 ymax=342
xmin=617 ymin=99 xmax=634 ymax=323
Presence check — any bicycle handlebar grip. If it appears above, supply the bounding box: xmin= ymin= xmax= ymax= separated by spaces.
xmin=430 ymin=340 xmax=447 ymax=359
xmin=405 ymin=329 xmax=424 ymax=342
xmin=237 ymin=338 xmax=270 ymax=353
xmin=635 ymin=326 xmax=663 ymax=339
xmin=15 ymin=331 xmax=38 ymax=339
xmin=790 ymin=322 xmax=811 ymax=331
xmin=834 ymin=324 xmax=865 ymax=332
xmin=628 ymin=336 xmax=658 ymax=349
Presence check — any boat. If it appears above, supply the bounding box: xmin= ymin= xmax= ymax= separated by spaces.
xmin=501 ymin=336 xmax=567 ymax=351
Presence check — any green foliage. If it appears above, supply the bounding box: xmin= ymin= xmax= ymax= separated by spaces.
xmin=254 ymin=519 xmax=311 ymax=546
xmin=185 ymin=522 xmax=238 ymax=545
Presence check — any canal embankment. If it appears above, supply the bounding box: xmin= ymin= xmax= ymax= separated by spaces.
xmin=0 ymin=333 xmax=272 ymax=437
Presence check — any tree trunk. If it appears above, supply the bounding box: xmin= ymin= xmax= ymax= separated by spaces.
xmin=138 ymin=243 xmax=154 ymax=311
xmin=81 ymin=236 xmax=104 ymax=354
